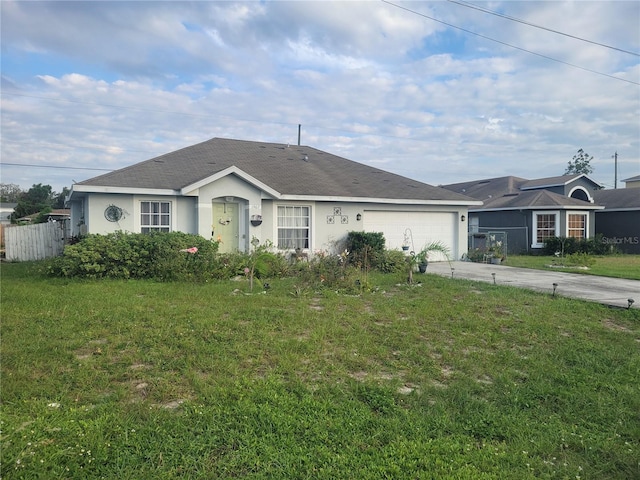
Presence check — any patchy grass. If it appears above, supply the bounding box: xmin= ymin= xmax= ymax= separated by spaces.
xmin=1 ymin=262 xmax=639 ymax=479
xmin=505 ymin=254 xmax=640 ymax=280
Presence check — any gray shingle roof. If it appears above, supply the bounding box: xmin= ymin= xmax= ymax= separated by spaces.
xmin=519 ymin=174 xmax=581 ymax=190
xmin=441 ymin=175 xmax=602 ymax=210
xmin=441 ymin=176 xmax=526 ymax=201
xmin=481 ymin=190 xmax=600 ymax=210
xmin=622 ymin=174 xmax=640 ymax=183
xmin=77 ymin=138 xmax=475 ymax=203
xmin=520 ymin=174 xmax=603 ymax=190
xmin=592 ymin=189 xmax=640 ymax=210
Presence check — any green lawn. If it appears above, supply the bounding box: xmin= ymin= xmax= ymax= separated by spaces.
xmin=504 ymin=255 xmax=640 ymax=280
xmin=1 ymin=263 xmax=639 ymax=479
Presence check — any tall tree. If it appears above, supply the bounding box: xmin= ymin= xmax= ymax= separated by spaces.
xmin=564 ymin=148 xmax=594 ymax=175
xmin=12 ymin=183 xmax=54 ymax=220
xmin=0 ymin=183 xmax=23 ymax=203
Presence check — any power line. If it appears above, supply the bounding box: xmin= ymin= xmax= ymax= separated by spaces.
xmin=1 ymin=138 xmax=164 ymax=156
xmin=0 ymin=91 xmax=295 ymax=127
xmin=1 ymin=162 xmax=112 ymax=172
xmin=382 ymin=0 xmax=640 ymax=86
xmin=1 ymin=91 xmax=522 ymax=150
xmin=0 ymin=113 xmax=555 ymax=158
xmin=447 ymin=0 xmax=640 ymax=57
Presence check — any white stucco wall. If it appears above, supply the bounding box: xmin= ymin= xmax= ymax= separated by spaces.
xmin=191 ymin=174 xmax=265 ymax=251
xmin=87 ymin=193 xmax=136 ymax=233
xmin=260 ymin=200 xmax=469 ymax=259
xmin=77 ymin=193 xmax=196 ymax=235
xmin=74 ymin=176 xmax=469 ymax=259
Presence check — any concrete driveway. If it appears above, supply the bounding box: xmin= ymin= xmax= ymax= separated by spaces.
xmin=426 ymin=261 xmax=640 ymax=310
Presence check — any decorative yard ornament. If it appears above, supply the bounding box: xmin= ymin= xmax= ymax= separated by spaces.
xmin=104 ymin=204 xmax=123 ymax=222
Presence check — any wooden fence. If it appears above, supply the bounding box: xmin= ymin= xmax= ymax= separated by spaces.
xmin=4 ymin=221 xmax=67 ymax=262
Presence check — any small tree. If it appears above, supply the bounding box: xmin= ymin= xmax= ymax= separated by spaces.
xmin=564 ymin=149 xmax=594 ymax=175
xmin=53 ymin=187 xmax=70 ymax=208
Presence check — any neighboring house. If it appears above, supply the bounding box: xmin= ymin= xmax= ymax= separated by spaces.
xmin=66 ymin=138 xmax=481 ymax=259
xmin=592 ymin=188 xmax=640 ymax=254
xmin=621 ymin=174 xmax=640 ymax=189
xmin=17 ymin=209 xmax=71 ymax=223
xmin=441 ymin=175 xmax=604 ymax=254
xmin=0 ymin=203 xmax=17 ymax=225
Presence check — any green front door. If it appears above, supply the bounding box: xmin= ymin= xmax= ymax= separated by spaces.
xmin=212 ymin=202 xmax=239 ymax=253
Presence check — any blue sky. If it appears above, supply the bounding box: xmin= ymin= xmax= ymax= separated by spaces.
xmin=1 ymin=0 xmax=639 ymax=194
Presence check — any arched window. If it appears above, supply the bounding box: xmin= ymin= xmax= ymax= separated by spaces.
xmin=568 ymin=186 xmax=592 ymax=203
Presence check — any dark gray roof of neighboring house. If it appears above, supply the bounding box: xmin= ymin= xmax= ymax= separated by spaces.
xmin=19 ymin=209 xmax=70 ymax=222
xmin=480 ymin=190 xmax=601 ymax=210
xmin=0 ymin=203 xmax=18 ymax=209
xmin=519 ymin=174 xmax=602 ymax=190
xmin=622 ymin=174 xmax=640 ymax=183
xmin=592 ymin=189 xmax=640 ymax=210
xmin=441 ymin=175 xmax=602 ymax=210
xmin=440 ymin=176 xmax=526 ymax=201
xmin=519 ymin=174 xmax=580 ymax=190
xmin=76 ymin=138 xmax=476 ymax=203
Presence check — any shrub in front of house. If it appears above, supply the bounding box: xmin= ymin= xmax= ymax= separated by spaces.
xmin=346 ymin=231 xmax=386 ymax=270
xmin=544 ymin=235 xmax=616 ymax=256
xmin=564 ymin=252 xmax=596 ymax=268
xmin=376 ymin=249 xmax=407 ymax=274
xmin=289 ymin=249 xmax=367 ymax=293
xmin=47 ymin=232 xmax=220 ymax=281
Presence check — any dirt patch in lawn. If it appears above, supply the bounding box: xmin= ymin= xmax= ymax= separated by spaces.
xmin=601 ymin=319 xmax=632 ymax=333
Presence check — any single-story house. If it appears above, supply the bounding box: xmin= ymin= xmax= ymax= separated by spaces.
xmin=593 ymin=187 xmax=640 ymax=254
xmin=621 ymin=174 xmax=640 ymax=189
xmin=17 ymin=209 xmax=71 ymax=224
xmin=66 ymin=138 xmax=481 ymax=259
xmin=441 ymin=174 xmax=604 ymax=254
xmin=0 ymin=203 xmax=17 ymax=225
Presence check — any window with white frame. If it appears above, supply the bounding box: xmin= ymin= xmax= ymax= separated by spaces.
xmin=567 ymin=213 xmax=587 ymax=239
xmin=469 ymin=216 xmax=479 ymax=233
xmin=140 ymin=201 xmax=171 ymax=233
xmin=533 ymin=211 xmax=558 ymax=248
xmin=277 ymin=205 xmax=310 ymax=249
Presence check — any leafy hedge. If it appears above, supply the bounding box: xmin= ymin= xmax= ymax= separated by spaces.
xmin=346 ymin=231 xmax=386 ymax=269
xmin=47 ymin=232 xmax=220 ymax=281
xmin=46 ymin=231 xmax=408 ymax=289
xmin=543 ymin=235 xmax=614 ymax=256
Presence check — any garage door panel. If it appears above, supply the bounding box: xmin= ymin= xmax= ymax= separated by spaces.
xmin=363 ymin=211 xmax=456 ymax=261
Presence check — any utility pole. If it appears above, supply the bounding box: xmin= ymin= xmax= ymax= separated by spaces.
xmin=298 ymin=124 xmax=301 ymax=146
xmin=613 ymin=151 xmax=618 ymax=189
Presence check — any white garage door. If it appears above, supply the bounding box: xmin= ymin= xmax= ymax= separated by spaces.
xmin=363 ymin=211 xmax=457 ymax=261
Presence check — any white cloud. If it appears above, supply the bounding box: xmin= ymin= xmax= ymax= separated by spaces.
xmin=0 ymin=1 xmax=638 ymax=193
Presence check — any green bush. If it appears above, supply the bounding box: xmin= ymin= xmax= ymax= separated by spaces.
xmin=585 ymin=234 xmax=617 ymax=255
xmin=564 ymin=252 xmax=596 ymax=267
xmin=47 ymin=232 xmax=220 ymax=281
xmin=249 ymin=241 xmax=290 ymax=279
xmin=290 ymin=250 xmax=367 ymax=294
xmin=376 ymin=249 xmax=408 ymax=274
xmin=346 ymin=231 xmax=386 ymax=269
xmin=544 ymin=235 xmax=617 ymax=256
